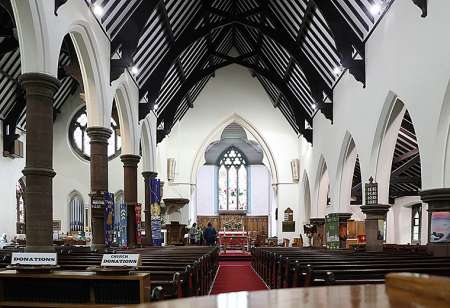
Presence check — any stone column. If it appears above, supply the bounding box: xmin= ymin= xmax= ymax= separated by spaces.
xmin=420 ymin=188 xmax=450 ymax=257
xmin=86 ymin=127 xmax=112 ymax=250
xmin=121 ymin=154 xmax=141 ymax=248
xmin=360 ymin=204 xmax=390 ymax=252
xmin=142 ymin=171 xmax=158 ymax=246
xmin=20 ymin=73 xmax=60 ymax=252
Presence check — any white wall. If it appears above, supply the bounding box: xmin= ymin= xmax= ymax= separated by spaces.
xmin=0 ymin=127 xmax=25 ymax=239
xmin=248 ymin=165 xmax=270 ymax=216
xmin=157 ymin=64 xmax=301 ymax=241
xmin=196 ymin=165 xmax=216 ymax=216
xmin=298 ymin=0 xmax=450 ymax=244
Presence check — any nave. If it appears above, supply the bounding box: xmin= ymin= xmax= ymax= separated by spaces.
xmin=1 ymin=0 xmax=450 ymax=307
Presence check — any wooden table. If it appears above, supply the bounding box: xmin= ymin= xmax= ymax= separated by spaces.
xmin=130 ymin=273 xmax=450 ymax=308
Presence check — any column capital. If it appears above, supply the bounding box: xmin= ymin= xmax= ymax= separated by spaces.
xmin=22 ymin=167 xmax=56 ymax=178
xmin=419 ymin=188 xmax=450 ymax=204
xmin=142 ymin=171 xmax=158 ymax=179
xmin=86 ymin=126 xmax=112 ymax=144
xmin=360 ymin=204 xmax=391 ymax=219
xmin=121 ymin=154 xmax=141 ymax=167
xmin=19 ymin=73 xmax=60 ymax=97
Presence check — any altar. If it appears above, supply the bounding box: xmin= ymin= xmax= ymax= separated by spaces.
xmin=218 ymin=230 xmax=249 ymax=253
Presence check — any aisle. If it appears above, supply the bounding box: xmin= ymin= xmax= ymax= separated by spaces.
xmin=210 ymin=261 xmax=268 ymax=294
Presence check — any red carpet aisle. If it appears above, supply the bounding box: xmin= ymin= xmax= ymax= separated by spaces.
xmin=210 ymin=261 xmax=268 ymax=294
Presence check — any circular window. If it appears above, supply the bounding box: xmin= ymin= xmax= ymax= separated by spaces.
xmin=69 ymin=106 xmax=121 ymax=160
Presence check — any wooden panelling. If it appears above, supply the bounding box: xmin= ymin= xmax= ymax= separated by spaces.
xmin=197 ymin=215 xmax=268 ymax=235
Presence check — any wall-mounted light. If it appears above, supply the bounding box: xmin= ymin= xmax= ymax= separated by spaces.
xmin=369 ymin=3 xmax=382 ymax=16
xmin=333 ymin=66 xmax=343 ymax=76
xmin=92 ymin=4 xmax=104 ymax=17
xmin=291 ymin=159 xmax=300 ymax=183
xmin=311 ymin=103 xmax=317 ymax=110
xmin=167 ymin=158 xmax=176 ymax=182
xmin=131 ymin=65 xmax=139 ymax=75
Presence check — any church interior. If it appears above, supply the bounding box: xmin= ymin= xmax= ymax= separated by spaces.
xmin=0 ymin=0 xmax=449 ymax=307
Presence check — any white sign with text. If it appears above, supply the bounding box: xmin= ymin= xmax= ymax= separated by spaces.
xmin=101 ymin=254 xmax=141 ymax=267
xmin=11 ymin=252 xmax=57 ymax=266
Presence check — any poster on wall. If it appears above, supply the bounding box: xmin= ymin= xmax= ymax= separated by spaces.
xmin=91 ymin=193 xmax=104 ymax=209
xmin=430 ymin=212 xmax=450 ymax=243
xmin=325 ymin=214 xmax=339 ymax=249
xmin=118 ymin=203 xmax=128 ymax=247
xmin=104 ymin=192 xmax=115 ymax=246
xmin=150 ymin=179 xmax=163 ymax=246
xmin=135 ymin=203 xmax=142 ymax=245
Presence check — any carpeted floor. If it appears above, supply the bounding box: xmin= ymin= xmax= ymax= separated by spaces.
xmin=210 ymin=261 xmax=268 ymax=294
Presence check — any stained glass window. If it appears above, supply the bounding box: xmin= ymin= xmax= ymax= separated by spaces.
xmin=218 ymin=147 xmax=248 ymax=211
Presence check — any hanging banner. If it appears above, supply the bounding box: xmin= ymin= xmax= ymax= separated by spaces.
xmin=325 ymin=214 xmax=339 ymax=249
xmin=135 ymin=203 xmax=142 ymax=245
xmin=119 ymin=203 xmax=128 ymax=247
xmin=104 ymin=192 xmax=115 ymax=246
xmin=150 ymin=179 xmax=163 ymax=246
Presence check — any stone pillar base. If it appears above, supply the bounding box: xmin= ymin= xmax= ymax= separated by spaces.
xmin=420 ymin=188 xmax=450 ymax=257
xmin=361 ymin=204 xmax=390 ymax=252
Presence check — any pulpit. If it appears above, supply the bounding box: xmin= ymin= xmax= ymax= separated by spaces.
xmin=165 ymin=221 xmax=187 ymax=245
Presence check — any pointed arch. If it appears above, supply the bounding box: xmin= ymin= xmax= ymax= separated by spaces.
xmin=370 ymin=92 xmax=405 ymax=203
xmin=113 ymin=73 xmax=140 ymax=155
xmin=11 ymin=1 xmax=48 ymax=74
xmin=190 ymin=113 xmax=278 ymax=185
xmin=140 ymin=113 xmax=157 ymax=172
xmin=336 ymin=131 xmax=362 ymax=210
xmin=435 ymin=73 xmax=450 ymax=187
xmin=302 ymin=172 xmax=312 ymax=224
xmin=314 ymin=155 xmax=330 ymax=218
xmin=65 ymin=23 xmax=111 ymax=128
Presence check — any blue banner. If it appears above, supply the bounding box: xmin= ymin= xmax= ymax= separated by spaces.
xmin=150 ymin=179 xmax=163 ymax=245
xmin=104 ymin=192 xmax=115 ymax=246
xmin=118 ymin=203 xmax=128 ymax=247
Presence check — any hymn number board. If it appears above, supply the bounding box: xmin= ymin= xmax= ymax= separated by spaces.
xmin=365 ymin=177 xmax=378 ymax=205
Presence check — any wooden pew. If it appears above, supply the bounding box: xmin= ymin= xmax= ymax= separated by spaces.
xmin=0 ymin=246 xmax=219 ymax=301
xmin=252 ymin=247 xmax=450 ymax=289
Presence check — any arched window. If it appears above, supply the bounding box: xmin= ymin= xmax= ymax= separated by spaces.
xmin=16 ymin=178 xmax=26 ymax=234
xmin=411 ymin=204 xmax=422 ymax=244
xmin=69 ymin=193 xmax=84 ymax=232
xmin=218 ymin=147 xmax=248 ymax=211
xmin=69 ymin=106 xmax=121 ymax=160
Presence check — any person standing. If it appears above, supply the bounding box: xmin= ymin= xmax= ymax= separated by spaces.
xmin=203 ymin=222 xmax=217 ymax=246
xmin=189 ymin=223 xmax=198 ymax=245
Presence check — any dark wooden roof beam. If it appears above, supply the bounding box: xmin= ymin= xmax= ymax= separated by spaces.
xmin=313 ymin=0 xmax=366 ymax=86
